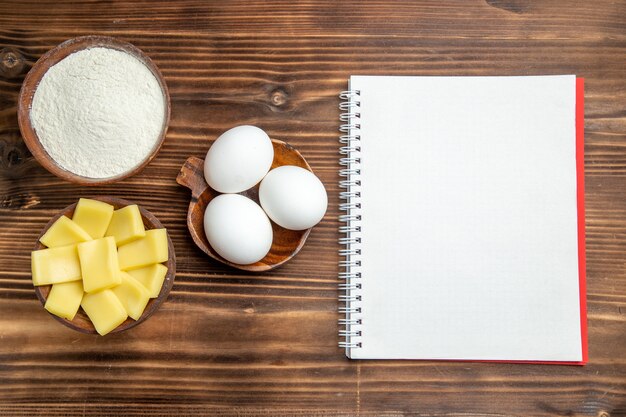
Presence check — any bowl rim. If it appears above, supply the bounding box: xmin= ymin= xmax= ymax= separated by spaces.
xmin=17 ymin=35 xmax=171 ymax=185
xmin=33 ymin=197 xmax=176 ymax=335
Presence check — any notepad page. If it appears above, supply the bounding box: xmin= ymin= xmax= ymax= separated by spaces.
xmin=349 ymin=75 xmax=582 ymax=361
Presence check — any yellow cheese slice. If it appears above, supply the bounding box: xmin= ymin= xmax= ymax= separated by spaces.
xmin=39 ymin=216 xmax=92 ymax=248
xmin=78 ymin=237 xmax=121 ymax=293
xmin=126 ymin=263 xmax=167 ymax=298
xmin=44 ymin=280 xmax=84 ymax=320
xmin=81 ymin=289 xmax=127 ymax=336
xmin=112 ymin=272 xmax=151 ymax=320
xmin=72 ymin=198 xmax=114 ymax=239
xmin=118 ymin=229 xmax=168 ymax=270
xmin=31 ymin=244 xmax=82 ymax=286
xmin=105 ymin=204 xmax=146 ymax=246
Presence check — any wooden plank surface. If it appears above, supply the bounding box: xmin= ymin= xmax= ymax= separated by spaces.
xmin=0 ymin=1 xmax=625 ymax=416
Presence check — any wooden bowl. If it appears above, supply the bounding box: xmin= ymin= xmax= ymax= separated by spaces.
xmin=17 ymin=36 xmax=171 ymax=185
xmin=33 ymin=197 xmax=176 ymax=334
xmin=177 ymin=139 xmax=312 ymax=272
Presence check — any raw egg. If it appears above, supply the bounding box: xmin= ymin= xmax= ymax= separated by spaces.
xmin=203 ymin=194 xmax=273 ymax=265
xmin=204 ymin=125 xmax=274 ymax=193
xmin=259 ymin=165 xmax=328 ymax=231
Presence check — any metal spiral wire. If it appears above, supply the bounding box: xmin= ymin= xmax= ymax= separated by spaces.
xmin=339 ymin=270 xmax=361 ymax=277
xmin=338 ymin=236 xmax=361 ymax=245
xmin=339 ymin=146 xmax=361 ymax=155
xmin=339 ymin=318 xmax=362 ymax=325
xmin=338 ymin=283 xmax=362 ymax=290
xmin=339 ymin=179 xmax=361 ymax=188
xmin=338 ymin=89 xmax=363 ymax=351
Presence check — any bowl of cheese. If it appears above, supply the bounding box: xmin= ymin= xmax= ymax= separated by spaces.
xmin=31 ymin=197 xmax=176 ymax=335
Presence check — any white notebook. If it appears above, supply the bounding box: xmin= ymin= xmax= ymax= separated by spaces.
xmin=338 ymin=75 xmax=587 ymax=364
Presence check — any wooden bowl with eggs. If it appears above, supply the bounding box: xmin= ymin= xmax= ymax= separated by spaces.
xmin=177 ymin=140 xmax=313 ymax=272
xmin=33 ymin=197 xmax=176 ymax=334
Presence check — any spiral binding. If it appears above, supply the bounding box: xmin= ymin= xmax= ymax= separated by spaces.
xmin=338 ymin=90 xmax=363 ymax=351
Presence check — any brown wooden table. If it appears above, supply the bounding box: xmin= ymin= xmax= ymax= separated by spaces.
xmin=1 ymin=1 xmax=625 ymax=416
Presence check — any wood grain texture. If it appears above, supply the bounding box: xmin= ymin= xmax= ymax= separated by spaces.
xmin=0 ymin=1 xmax=625 ymax=416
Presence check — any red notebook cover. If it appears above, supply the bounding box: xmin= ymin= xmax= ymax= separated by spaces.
xmin=575 ymin=77 xmax=588 ymax=365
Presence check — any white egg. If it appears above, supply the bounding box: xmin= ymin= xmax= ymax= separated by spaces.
xmin=203 ymin=194 xmax=273 ymax=265
xmin=204 ymin=125 xmax=274 ymax=193
xmin=259 ymin=165 xmax=328 ymax=231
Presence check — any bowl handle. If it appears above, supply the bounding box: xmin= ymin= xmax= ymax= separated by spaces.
xmin=176 ymin=156 xmax=209 ymax=199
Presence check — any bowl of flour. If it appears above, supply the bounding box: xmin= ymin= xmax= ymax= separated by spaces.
xmin=18 ymin=36 xmax=170 ymax=184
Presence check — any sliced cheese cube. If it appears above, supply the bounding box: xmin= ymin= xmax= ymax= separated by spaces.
xmin=105 ymin=204 xmax=145 ymax=246
xmin=39 ymin=216 xmax=92 ymax=248
xmin=81 ymin=289 xmax=127 ymax=336
xmin=44 ymin=280 xmax=84 ymax=320
xmin=126 ymin=263 xmax=167 ymax=298
xmin=31 ymin=244 xmax=82 ymax=286
xmin=72 ymin=198 xmax=114 ymax=239
xmin=112 ymin=272 xmax=151 ymax=320
xmin=118 ymin=229 xmax=168 ymax=270
xmin=78 ymin=237 xmax=121 ymax=293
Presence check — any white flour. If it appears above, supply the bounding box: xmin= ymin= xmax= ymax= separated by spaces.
xmin=31 ymin=47 xmax=165 ymax=179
